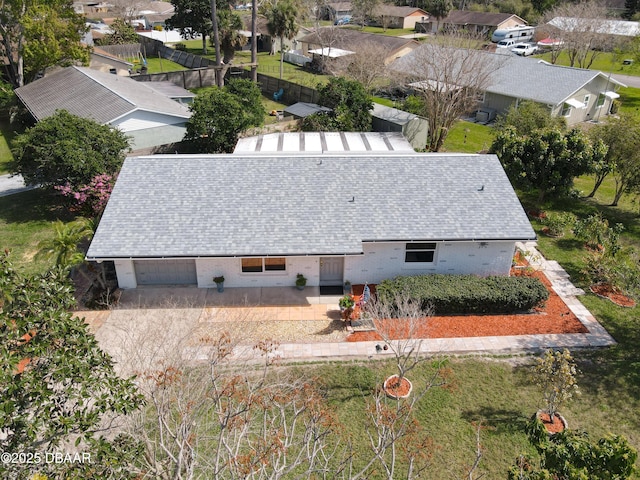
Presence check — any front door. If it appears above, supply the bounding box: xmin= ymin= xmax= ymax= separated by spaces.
xmin=319 ymin=257 xmax=344 ymax=286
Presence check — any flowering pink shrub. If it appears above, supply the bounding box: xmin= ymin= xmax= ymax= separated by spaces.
xmin=56 ymin=174 xmax=116 ymax=217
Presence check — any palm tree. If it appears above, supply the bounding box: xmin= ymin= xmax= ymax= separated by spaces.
xmin=36 ymin=218 xmax=94 ymax=269
xmin=266 ymin=0 xmax=299 ymax=79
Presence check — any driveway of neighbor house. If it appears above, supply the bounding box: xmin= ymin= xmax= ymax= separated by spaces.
xmin=81 ymin=242 xmax=616 ymax=377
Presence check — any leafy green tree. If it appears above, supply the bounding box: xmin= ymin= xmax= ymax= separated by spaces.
xmin=165 ymin=0 xmax=212 ymax=53
xmin=11 ymin=110 xmax=130 ymax=189
xmin=302 ymin=77 xmax=373 ymax=132
xmin=509 ymin=416 xmax=637 ymax=479
xmin=495 ymin=101 xmax=566 ymax=136
xmin=0 ymin=251 xmax=144 ymax=480
xmin=217 ymin=7 xmax=248 ymax=64
xmin=531 ymin=349 xmax=579 ymax=422
xmin=225 ymin=78 xmax=265 ymax=127
xmin=99 ymin=18 xmax=139 ymax=45
xmin=184 ymin=86 xmax=262 ymax=153
xmin=491 ymin=126 xmax=606 ymax=204
xmin=36 ymin=218 xmax=94 ymax=269
xmin=589 ymin=113 xmax=640 ymax=204
xmin=426 ymin=0 xmax=452 ymax=32
xmin=266 ymin=0 xmax=299 ymax=79
xmin=0 ymin=0 xmax=89 ymax=87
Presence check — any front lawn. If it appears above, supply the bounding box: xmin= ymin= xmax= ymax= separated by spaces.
xmin=0 ymin=189 xmax=76 ymax=276
xmin=536 ymin=50 xmax=640 ymax=76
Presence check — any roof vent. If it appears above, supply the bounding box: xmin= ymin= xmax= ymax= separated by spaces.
xmin=349 ymin=196 xmax=355 ymax=202
xmin=478 ymin=185 xmax=484 ymax=191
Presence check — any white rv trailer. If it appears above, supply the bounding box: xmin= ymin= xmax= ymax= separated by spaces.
xmin=491 ymin=25 xmax=535 ymax=43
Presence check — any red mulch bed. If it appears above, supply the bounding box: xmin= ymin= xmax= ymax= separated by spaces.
xmin=538 ymin=412 xmax=566 ymax=434
xmin=590 ymin=283 xmax=636 ymax=308
xmin=347 ymin=270 xmax=588 ymax=342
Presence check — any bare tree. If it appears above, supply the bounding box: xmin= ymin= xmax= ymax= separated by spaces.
xmin=391 ymin=33 xmax=505 ymax=151
xmin=334 ymin=43 xmax=391 ymax=92
xmin=543 ymin=1 xmax=618 ymax=69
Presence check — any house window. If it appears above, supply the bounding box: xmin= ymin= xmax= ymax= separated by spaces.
xmin=242 ymin=257 xmax=287 ymax=273
xmin=241 ymin=257 xmax=286 ymax=273
xmin=596 ymin=94 xmax=606 ymax=108
xmin=583 ymin=94 xmax=590 ymax=108
xmin=561 ymin=103 xmax=571 ymax=117
xmin=405 ymin=243 xmax=436 ymax=263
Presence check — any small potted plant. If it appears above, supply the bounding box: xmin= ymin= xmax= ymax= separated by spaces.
xmin=295 ymin=273 xmax=307 ymax=291
xmin=213 ymin=275 xmax=225 ymax=293
xmin=339 ymin=294 xmax=355 ymax=320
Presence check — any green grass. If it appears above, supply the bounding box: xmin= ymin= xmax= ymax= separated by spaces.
xmin=0 ymin=116 xmax=15 ymax=174
xmin=536 ymin=50 xmax=640 ymax=76
xmin=619 ymin=86 xmax=640 ymax=119
xmin=342 ymin=25 xmax=418 ymax=36
xmin=0 ymin=189 xmax=76 ymax=276
xmin=442 ymin=120 xmax=494 ymax=153
xmin=128 ymin=56 xmax=187 ymax=74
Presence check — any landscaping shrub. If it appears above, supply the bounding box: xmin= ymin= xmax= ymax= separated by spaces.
xmin=376 ymin=274 xmax=549 ymax=315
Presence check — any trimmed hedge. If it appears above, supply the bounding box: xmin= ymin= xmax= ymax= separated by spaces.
xmin=376 ymin=274 xmax=549 ymax=315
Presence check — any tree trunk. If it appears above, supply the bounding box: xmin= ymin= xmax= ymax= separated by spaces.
xmin=587 ymin=173 xmax=607 ymax=198
xmin=279 ymin=36 xmax=285 ymax=79
xmin=210 ymin=0 xmax=223 ymax=87
xmin=202 ymin=35 xmax=208 ymax=55
xmin=251 ymin=0 xmax=258 ymax=82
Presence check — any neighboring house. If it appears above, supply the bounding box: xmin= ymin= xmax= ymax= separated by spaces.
xmin=547 ymin=16 xmax=640 ymax=38
xmin=233 ymin=131 xmax=415 ymax=154
xmin=372 ymin=6 xmax=430 ymax=30
xmin=391 ymin=46 xmax=626 ymax=126
xmin=241 ymin=16 xmax=275 ymax=53
xmin=14 ymin=66 xmax=192 ymax=151
xmin=90 ymin=47 xmax=134 ymax=75
xmin=319 ymin=2 xmax=353 ymax=21
xmin=298 ymin=28 xmax=419 ymax=64
xmin=142 ymin=81 xmax=196 ymax=104
xmin=419 ymin=10 xmax=526 ymax=36
xmin=370 ymin=103 xmax=427 ymax=150
xmin=86 ymin=153 xmax=536 ymax=289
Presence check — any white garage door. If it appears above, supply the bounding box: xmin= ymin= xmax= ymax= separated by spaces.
xmin=134 ymin=259 xmax=197 ymax=285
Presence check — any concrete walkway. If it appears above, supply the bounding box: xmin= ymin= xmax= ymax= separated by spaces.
xmin=0 ymin=173 xmax=34 ymax=197
xmin=84 ymin=242 xmax=616 ymax=372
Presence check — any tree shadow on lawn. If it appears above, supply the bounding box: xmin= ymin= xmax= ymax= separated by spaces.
xmin=0 ymin=188 xmax=74 ymax=224
xmin=460 ymin=407 xmax=529 ymax=436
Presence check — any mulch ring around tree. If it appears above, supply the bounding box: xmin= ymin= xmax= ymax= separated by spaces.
xmin=347 ymin=270 xmax=589 ymax=342
xmin=590 ymin=283 xmax=636 ymax=308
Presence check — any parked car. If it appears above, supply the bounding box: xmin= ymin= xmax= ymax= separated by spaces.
xmin=511 ymin=43 xmax=538 ymax=56
xmin=495 ymin=39 xmax=517 ymax=49
xmin=334 ymin=15 xmax=351 ymax=25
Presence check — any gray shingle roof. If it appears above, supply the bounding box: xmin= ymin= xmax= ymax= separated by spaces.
xmin=442 ymin=11 xmax=524 ymax=27
xmin=15 ymin=66 xmax=190 ymax=124
xmin=86 ymin=154 xmax=535 ymax=259
xmin=390 ymin=46 xmax=625 ymax=106
xmin=299 ymin=28 xmax=419 ymax=57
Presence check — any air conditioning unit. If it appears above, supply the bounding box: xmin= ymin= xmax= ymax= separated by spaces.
xmin=475 ymin=108 xmax=496 ymax=124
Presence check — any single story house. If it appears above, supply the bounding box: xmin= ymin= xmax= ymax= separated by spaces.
xmin=419 ymin=11 xmax=527 ymax=35
xmin=14 ymin=66 xmax=192 ymax=151
xmin=318 ymin=2 xmax=353 ymax=21
xmin=233 ymin=131 xmax=415 ymax=154
xmin=391 ymin=46 xmax=626 ymax=126
xmin=547 ymin=16 xmax=640 ymax=38
xmin=298 ymin=28 xmax=419 ymax=65
xmin=86 ymin=153 xmax=536 ymax=289
xmin=90 ymin=47 xmax=134 ymax=75
xmin=370 ymin=104 xmax=428 ymax=150
xmin=371 ymin=6 xmax=430 ymax=30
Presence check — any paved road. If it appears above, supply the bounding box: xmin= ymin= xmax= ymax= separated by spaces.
xmin=610 ymin=73 xmax=640 ymax=89
xmin=0 ymin=173 xmax=34 ymax=197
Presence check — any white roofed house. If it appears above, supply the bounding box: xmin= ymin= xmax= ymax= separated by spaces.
xmin=86 ymin=153 xmax=535 ymax=290
xmin=14 ymin=66 xmax=192 ymax=152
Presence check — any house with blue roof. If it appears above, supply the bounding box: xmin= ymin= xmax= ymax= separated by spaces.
xmin=86 ymin=153 xmax=536 ymax=289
